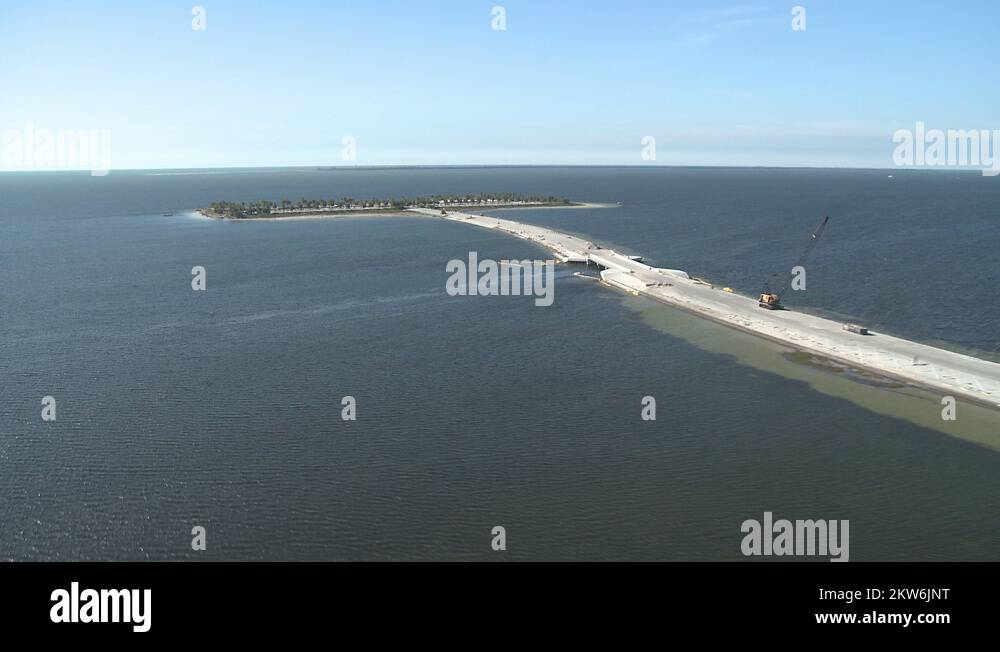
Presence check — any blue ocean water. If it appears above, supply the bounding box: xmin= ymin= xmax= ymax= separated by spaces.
xmin=1 ymin=166 xmax=997 ymax=560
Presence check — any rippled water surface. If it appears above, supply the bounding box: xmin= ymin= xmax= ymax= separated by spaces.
xmin=1 ymin=167 xmax=997 ymax=560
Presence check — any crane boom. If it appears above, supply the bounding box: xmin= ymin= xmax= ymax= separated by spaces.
xmin=777 ymin=215 xmax=829 ymax=295
xmin=758 ymin=215 xmax=830 ymax=310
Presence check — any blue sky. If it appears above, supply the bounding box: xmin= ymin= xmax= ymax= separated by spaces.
xmin=1 ymin=0 xmax=997 ymax=169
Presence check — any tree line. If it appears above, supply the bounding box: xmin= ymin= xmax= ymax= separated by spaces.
xmin=206 ymin=193 xmax=570 ymax=218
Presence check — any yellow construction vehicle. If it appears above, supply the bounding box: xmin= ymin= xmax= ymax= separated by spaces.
xmin=758 ymin=291 xmax=781 ymax=309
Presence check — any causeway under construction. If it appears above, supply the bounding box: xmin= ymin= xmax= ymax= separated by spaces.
xmin=410 ymin=207 xmax=1000 ymax=409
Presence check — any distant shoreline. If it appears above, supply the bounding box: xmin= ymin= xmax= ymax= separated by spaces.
xmin=198 ymin=196 xmax=591 ymax=220
xmin=198 ymin=206 xmax=412 ymax=221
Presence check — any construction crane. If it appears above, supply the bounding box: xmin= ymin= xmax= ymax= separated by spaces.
xmin=758 ymin=216 xmax=830 ymax=310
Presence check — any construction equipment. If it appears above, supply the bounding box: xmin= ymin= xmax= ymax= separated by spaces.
xmin=757 ymin=216 xmax=830 ymax=310
xmin=757 ymin=290 xmax=782 ymax=309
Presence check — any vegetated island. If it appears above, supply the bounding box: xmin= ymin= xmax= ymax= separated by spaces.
xmin=199 ymin=193 xmax=577 ymax=219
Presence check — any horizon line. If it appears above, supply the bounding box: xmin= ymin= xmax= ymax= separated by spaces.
xmin=0 ymin=162 xmax=986 ymax=174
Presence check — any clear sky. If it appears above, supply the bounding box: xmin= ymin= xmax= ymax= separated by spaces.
xmin=1 ymin=0 xmax=997 ymax=170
